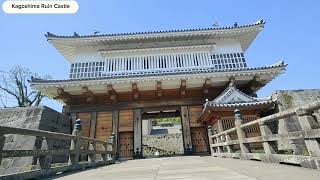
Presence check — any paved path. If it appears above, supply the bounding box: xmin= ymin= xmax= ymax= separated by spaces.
xmin=51 ymin=156 xmax=320 ymax=180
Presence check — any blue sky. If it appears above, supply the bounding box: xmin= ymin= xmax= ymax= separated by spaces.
xmin=1 ymin=0 xmax=319 ymax=112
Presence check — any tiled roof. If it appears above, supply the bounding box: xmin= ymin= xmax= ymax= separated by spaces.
xmin=30 ymin=61 xmax=286 ymax=84
xmin=203 ymin=81 xmax=276 ymax=109
xmin=204 ymin=100 xmax=275 ymax=108
xmin=45 ymin=20 xmax=265 ymax=39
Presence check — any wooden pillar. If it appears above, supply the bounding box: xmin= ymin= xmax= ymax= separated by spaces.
xmin=234 ymin=109 xmax=251 ymax=154
xmin=70 ymin=112 xmax=77 ymax=133
xmin=112 ymin=110 xmax=119 ymax=159
xmin=133 ymin=108 xmax=142 ymax=158
xmin=217 ymin=119 xmax=223 ymax=133
xmin=296 ymin=108 xmax=320 ymax=157
xmin=259 ymin=122 xmax=277 ymax=154
xmin=89 ymin=112 xmax=97 ymax=138
xmin=181 ymin=106 xmax=192 ymax=154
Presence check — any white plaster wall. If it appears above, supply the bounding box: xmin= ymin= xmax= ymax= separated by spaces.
xmin=71 ymin=39 xmax=243 ymax=64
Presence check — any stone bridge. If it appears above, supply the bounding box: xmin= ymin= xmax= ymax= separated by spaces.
xmin=1 ymin=101 xmax=320 ymax=179
xmin=49 ymin=156 xmax=320 ymax=180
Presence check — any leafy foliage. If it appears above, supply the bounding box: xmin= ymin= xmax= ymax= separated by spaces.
xmin=154 ymin=117 xmax=181 ymax=125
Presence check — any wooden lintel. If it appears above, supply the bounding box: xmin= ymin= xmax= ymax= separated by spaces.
xmin=132 ymin=83 xmax=140 ymax=100
xmin=64 ymin=97 xmax=204 ymax=113
xmin=156 ymin=81 xmax=163 ymax=97
xmin=180 ymin=80 xmax=186 ymax=96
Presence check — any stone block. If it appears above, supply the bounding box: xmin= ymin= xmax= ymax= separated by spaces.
xmin=0 ymin=106 xmax=71 ymax=175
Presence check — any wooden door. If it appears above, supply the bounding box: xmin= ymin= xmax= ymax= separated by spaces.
xmin=95 ymin=112 xmax=113 ymax=151
xmin=118 ymin=132 xmax=134 ymax=159
xmin=191 ymin=127 xmax=209 ymax=153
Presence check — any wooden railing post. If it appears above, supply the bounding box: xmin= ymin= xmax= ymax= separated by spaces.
xmin=259 ymin=122 xmax=277 ymax=154
xmin=207 ymin=126 xmax=214 ymax=155
xmin=225 ymin=133 xmax=233 ymax=153
xmin=69 ymin=119 xmax=81 ymax=167
xmin=0 ymin=134 xmax=5 ymax=164
xmin=88 ymin=141 xmax=96 ymax=163
xmin=234 ymin=109 xmax=251 ymax=154
xmin=37 ymin=137 xmax=51 ymax=169
xmin=296 ymin=108 xmax=320 ymax=157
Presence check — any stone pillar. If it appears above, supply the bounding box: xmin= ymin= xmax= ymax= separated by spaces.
xmin=259 ymin=122 xmax=277 ymax=154
xmin=296 ymin=108 xmax=320 ymax=157
xmin=133 ymin=108 xmax=142 ymax=158
xmin=215 ymin=136 xmax=223 ymax=153
xmin=225 ymin=133 xmax=234 ymax=153
xmin=112 ymin=110 xmax=119 ymax=159
xmin=68 ymin=119 xmax=81 ymax=167
xmin=37 ymin=137 xmax=51 ymax=169
xmin=0 ymin=135 xmax=6 ymax=164
xmin=88 ymin=142 xmax=96 ymax=163
xmin=207 ymin=126 xmax=214 ymax=155
xmin=181 ymin=106 xmax=192 ymax=154
xmin=234 ymin=109 xmax=251 ymax=154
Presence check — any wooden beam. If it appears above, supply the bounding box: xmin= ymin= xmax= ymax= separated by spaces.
xmin=180 ymin=80 xmax=186 ymax=97
xmin=132 ymin=83 xmax=140 ymax=100
xmin=249 ymin=76 xmax=262 ymax=91
xmin=202 ymin=79 xmax=211 ymax=94
xmin=156 ymin=81 xmax=163 ymax=97
xmin=81 ymin=86 xmax=95 ymax=104
xmin=64 ymin=98 xmax=205 ymax=113
xmin=56 ymin=88 xmax=71 ymax=104
xmin=229 ymin=76 xmax=236 ymax=86
xmin=107 ymin=85 xmax=117 ymax=102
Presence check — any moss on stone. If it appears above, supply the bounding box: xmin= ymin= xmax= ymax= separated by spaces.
xmin=282 ymin=93 xmax=294 ymax=109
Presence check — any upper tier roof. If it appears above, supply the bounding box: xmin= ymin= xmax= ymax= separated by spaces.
xmin=46 ymin=20 xmax=265 ymax=62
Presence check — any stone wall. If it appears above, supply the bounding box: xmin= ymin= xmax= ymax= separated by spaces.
xmin=273 ymin=89 xmax=320 ymax=154
xmin=142 ymin=133 xmax=183 ymax=157
xmin=0 ymin=106 xmax=71 ymax=175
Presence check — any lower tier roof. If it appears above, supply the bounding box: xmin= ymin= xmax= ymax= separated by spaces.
xmin=30 ymin=62 xmax=286 ymax=102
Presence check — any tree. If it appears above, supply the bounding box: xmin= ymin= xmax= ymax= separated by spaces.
xmin=0 ymin=65 xmax=50 ymax=108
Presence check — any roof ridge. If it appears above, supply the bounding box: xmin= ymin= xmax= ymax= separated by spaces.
xmin=45 ymin=19 xmax=265 ymax=39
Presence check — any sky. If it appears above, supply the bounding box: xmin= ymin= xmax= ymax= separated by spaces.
xmin=0 ymin=0 xmax=320 ymax=112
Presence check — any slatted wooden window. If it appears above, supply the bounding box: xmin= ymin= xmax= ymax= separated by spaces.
xmin=220 ymin=115 xmax=260 ymax=137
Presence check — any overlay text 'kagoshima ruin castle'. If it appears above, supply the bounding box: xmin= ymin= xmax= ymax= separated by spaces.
xmin=30 ymin=19 xmax=287 ymax=159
